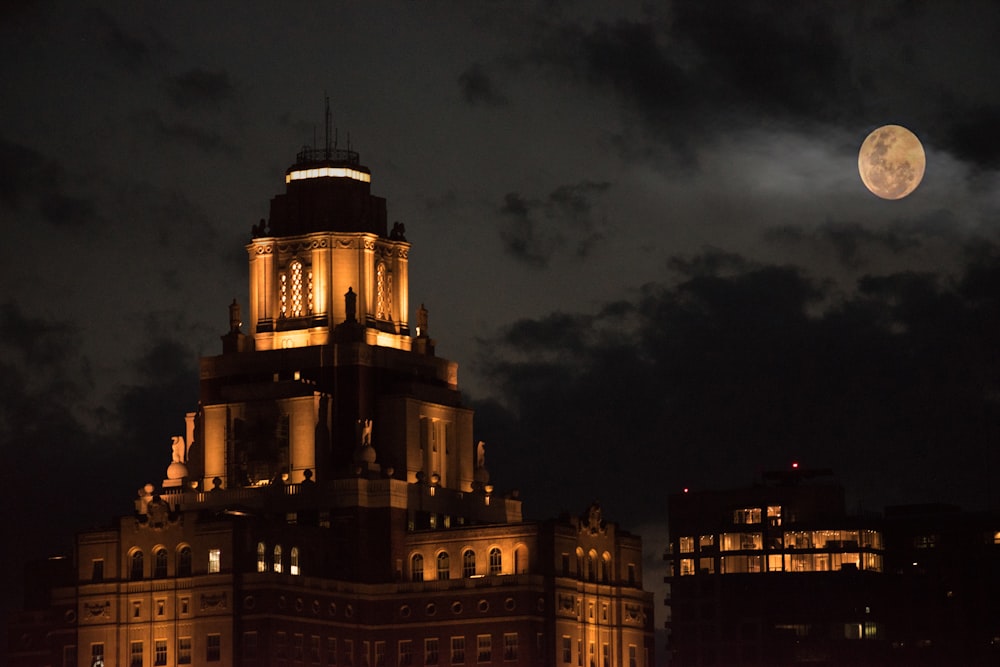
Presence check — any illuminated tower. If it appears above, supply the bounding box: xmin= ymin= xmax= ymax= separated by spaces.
xmin=194 ymin=135 xmax=474 ymax=495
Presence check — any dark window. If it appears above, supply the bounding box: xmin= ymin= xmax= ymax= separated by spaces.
xmin=91 ymin=559 xmax=104 ymax=582
xmin=463 ymin=550 xmax=476 ymax=577
xmin=177 ymin=546 xmax=192 ymax=577
xmin=207 ymin=634 xmax=221 ymax=662
xmin=130 ymin=550 xmax=144 ymax=580
xmin=154 ymin=548 xmax=168 ymax=578
xmin=489 ymin=548 xmax=502 ymax=575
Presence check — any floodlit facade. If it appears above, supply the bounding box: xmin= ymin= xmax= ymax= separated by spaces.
xmin=7 ymin=137 xmax=654 ymax=667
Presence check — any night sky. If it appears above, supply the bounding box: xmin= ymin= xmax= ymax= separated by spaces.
xmin=3 ymin=1 xmax=1000 ymax=627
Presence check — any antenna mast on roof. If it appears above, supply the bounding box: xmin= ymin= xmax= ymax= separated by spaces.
xmin=324 ymin=95 xmax=332 ymax=159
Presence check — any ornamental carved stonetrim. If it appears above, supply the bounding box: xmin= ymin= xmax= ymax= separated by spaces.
xmin=363 ymin=239 xmax=376 ymax=250
xmin=336 ymin=239 xmax=354 ymax=248
xmin=84 ymin=601 xmax=111 ymax=620
xmin=397 ymin=248 xmax=409 ymax=259
xmin=254 ymin=245 xmax=274 ymax=255
xmin=200 ymin=592 xmax=228 ymax=611
xmin=624 ymin=604 xmax=646 ymax=624
xmin=558 ymin=594 xmax=576 ymax=615
xmin=376 ymin=245 xmax=393 ymax=258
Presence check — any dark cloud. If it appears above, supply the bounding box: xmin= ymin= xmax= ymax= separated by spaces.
xmin=498 ymin=181 xmax=610 ymax=266
xmin=457 ymin=63 xmax=508 ymax=107
xmin=92 ymin=8 xmax=170 ymax=70
xmin=474 ymin=249 xmax=1000 ymax=523
xmin=134 ymin=110 xmax=235 ymax=153
xmin=0 ymin=138 xmax=101 ymax=227
xmin=945 ymin=104 xmax=1000 ymax=170
xmin=764 ymin=223 xmax=922 ymax=269
xmin=165 ymin=68 xmax=235 ymax=109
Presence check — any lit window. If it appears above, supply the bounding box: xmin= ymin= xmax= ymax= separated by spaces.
xmin=477 ymin=635 xmax=491 ymax=663
xmin=291 ymin=547 xmax=300 ymax=575
xmin=699 ymin=557 xmax=716 ymax=574
xmin=257 ymin=542 xmax=266 ymax=572
xmin=679 ymin=559 xmax=695 ymax=576
xmin=733 ymin=508 xmax=762 ymax=524
xmin=208 ymin=548 xmax=221 ymax=573
xmin=376 ymin=262 xmax=392 ymax=321
xmin=463 ymin=550 xmax=476 ymax=577
xmin=437 ymin=552 xmax=450 ymax=580
xmin=720 ymin=532 xmax=763 ymax=551
xmin=679 ymin=536 xmax=695 ymax=553
xmin=699 ymin=535 xmax=715 ymax=549
xmin=720 ymin=555 xmax=763 ymax=573
xmin=489 ymin=547 xmax=502 ymax=575
xmin=273 ymin=545 xmax=283 ymax=573
xmin=767 ymin=505 xmax=782 ymax=526
xmin=768 ymin=554 xmax=783 ymax=571
xmin=411 ymin=554 xmax=424 ymax=582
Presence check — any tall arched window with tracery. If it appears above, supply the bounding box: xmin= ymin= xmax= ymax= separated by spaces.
xmin=376 ymin=261 xmax=392 ymax=321
xmin=280 ymin=259 xmax=310 ymax=318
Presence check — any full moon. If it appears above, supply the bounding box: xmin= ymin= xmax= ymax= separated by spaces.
xmin=858 ymin=124 xmax=926 ymax=199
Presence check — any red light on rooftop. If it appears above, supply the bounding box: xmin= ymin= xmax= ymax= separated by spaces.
xmin=683 ymin=487 xmax=689 ymax=493
xmin=792 ymin=462 xmax=799 ymax=469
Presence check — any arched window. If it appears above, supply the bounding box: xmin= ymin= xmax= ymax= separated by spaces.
xmin=437 ymin=552 xmax=450 ymax=580
xmin=576 ymin=547 xmax=584 ymax=579
xmin=601 ymin=552 xmax=612 ymax=583
xmin=130 ymin=549 xmax=144 ymax=580
xmin=153 ymin=548 xmax=168 ymax=578
xmin=463 ymin=550 xmax=476 ymax=578
xmin=280 ymin=259 xmax=309 ymax=318
xmin=514 ymin=545 xmax=528 ymax=574
xmin=257 ymin=542 xmax=266 ymax=573
xmin=273 ymin=545 xmax=283 ymax=573
xmin=489 ymin=548 xmax=502 ymax=575
xmin=177 ymin=546 xmax=192 ymax=577
xmin=411 ymin=554 xmax=424 ymax=582
xmin=376 ymin=262 xmax=392 ymax=321
xmin=290 ymin=547 xmax=300 ymax=576
xmin=587 ymin=552 xmax=596 ymax=582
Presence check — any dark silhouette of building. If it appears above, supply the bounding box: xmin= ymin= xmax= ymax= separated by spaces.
xmin=664 ymin=467 xmax=999 ymax=666
xmin=7 ymin=133 xmax=654 ymax=667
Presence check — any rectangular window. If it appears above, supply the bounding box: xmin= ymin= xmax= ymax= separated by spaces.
xmin=178 ymin=637 xmax=192 ymax=665
xmin=627 ymin=563 xmax=636 ymax=585
xmin=699 ymin=535 xmax=715 ymax=550
xmin=294 ymin=634 xmax=305 ymax=661
xmin=179 ymin=596 xmax=190 ymax=615
xmin=133 ymin=600 xmax=142 ymax=618
xmin=733 ymin=508 xmax=762 ymax=524
xmin=425 ymin=638 xmax=439 ymax=665
xmin=720 ymin=532 xmax=763 ymax=551
xmin=562 ymin=553 xmax=570 ymax=576
xmin=398 ymin=640 xmax=413 ymax=667
xmin=155 ymin=640 xmax=167 ymax=666
xmin=91 ymin=559 xmax=104 ymax=581
xmin=628 ymin=645 xmax=637 ymax=667
xmin=451 ymin=637 xmax=465 ymax=664
xmin=130 ymin=641 xmax=143 ymax=667
xmin=602 ymin=644 xmax=609 ymax=667
xmin=562 ymin=636 xmax=571 ymax=663
xmin=699 ymin=557 xmax=715 ymax=574
xmin=243 ymin=633 xmax=258 ymax=662
xmin=576 ymin=639 xmax=582 ymax=666
xmin=277 ymin=632 xmax=287 ymax=659
xmin=207 ymin=634 xmax=221 ymax=662
xmin=477 ymin=635 xmax=491 ymax=663
xmin=767 ymin=554 xmax=783 ymax=571
xmin=63 ymin=645 xmax=77 ymax=667
xmin=344 ymin=640 xmax=354 ymax=667
xmin=679 ymin=536 xmax=695 ymax=553
xmin=327 ymin=638 xmax=338 ymax=666
xmin=311 ymin=636 xmax=321 ymax=663
xmin=362 ymin=640 xmax=371 ymax=667
xmin=155 ymin=599 xmax=165 ymax=616
xmin=208 ymin=548 xmax=221 ymax=573
xmin=374 ymin=641 xmax=386 ymax=667
xmin=679 ymin=558 xmax=695 ymax=576
xmin=92 ymin=643 xmax=105 ymax=665
xmin=502 ymin=634 xmax=517 ymax=662
xmin=767 ymin=505 xmax=782 ymax=526
xmin=721 ymin=554 xmax=763 ymax=573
